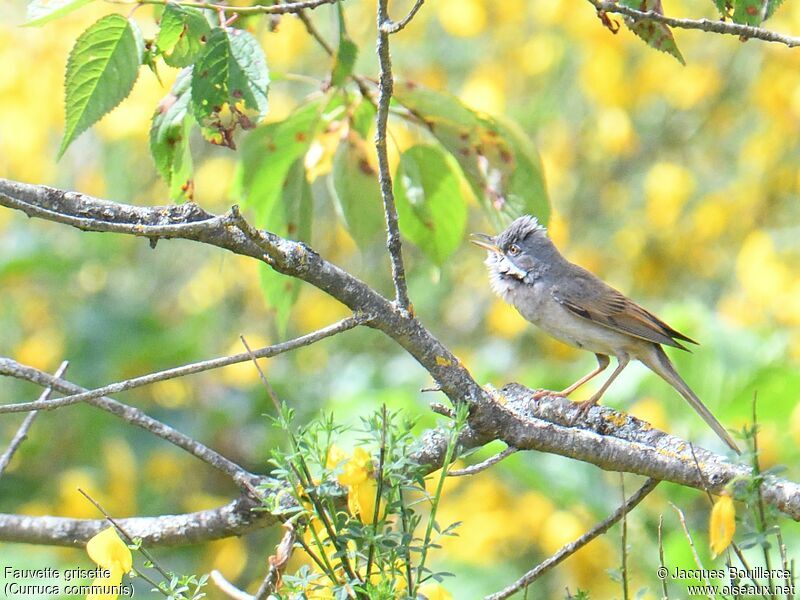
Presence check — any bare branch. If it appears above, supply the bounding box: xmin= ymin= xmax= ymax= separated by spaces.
xmin=0 ymin=316 xmax=364 ymax=415
xmin=0 ymin=361 xmax=68 ymax=477
xmin=448 ymin=446 xmax=517 ymax=477
xmin=486 ymin=478 xmax=660 ymax=600
xmin=375 ymin=0 xmax=411 ymax=310
xmin=125 ymin=0 xmax=344 ymax=16
xmin=380 ymin=0 xmax=425 ymax=34
xmin=588 ymin=0 xmax=800 ymax=48
xmin=211 ymin=570 xmax=254 ymax=600
xmin=0 ymin=359 xmax=256 ymax=489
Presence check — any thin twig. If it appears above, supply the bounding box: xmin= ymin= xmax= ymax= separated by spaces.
xmin=254 ymin=523 xmax=296 ymax=600
xmin=448 ymin=447 xmax=517 ymax=477
xmin=210 ymin=570 xmax=254 ymax=600
xmin=375 ymin=0 xmax=410 ymax=310
xmin=658 ymin=515 xmax=670 ymax=599
xmin=78 ymin=488 xmax=168 ymax=593
xmin=296 ymin=9 xmax=334 ymax=55
xmin=240 ymin=336 xmax=282 ymax=414
xmin=380 ymin=0 xmax=425 ymax=34
xmin=0 ymin=317 xmax=363 ymax=415
xmin=752 ymin=395 xmax=777 ymax=600
xmin=620 ymin=475 xmax=629 ymax=600
xmin=486 ymin=478 xmax=660 ymax=600
xmin=587 ymin=0 xmax=800 ymax=48
xmin=365 ymin=404 xmax=388 ymax=579
xmin=0 ymin=359 xmax=257 ymax=489
xmin=0 ymin=361 xmax=68 ymax=477
xmin=120 ymin=0 xmax=342 ymax=15
xmin=670 ymin=503 xmax=714 ymax=600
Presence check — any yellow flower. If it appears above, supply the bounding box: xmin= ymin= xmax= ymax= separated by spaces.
xmin=709 ymin=492 xmax=736 ymax=558
xmin=85 ymin=527 xmax=132 ymax=600
xmin=348 ymin=476 xmax=384 ymax=523
xmin=418 ymin=582 xmax=453 ymax=600
xmin=337 ymin=447 xmax=372 ymax=486
xmin=326 ymin=444 xmax=348 ymax=471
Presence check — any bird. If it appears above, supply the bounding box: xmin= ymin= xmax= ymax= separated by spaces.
xmin=471 ymin=215 xmax=740 ymax=454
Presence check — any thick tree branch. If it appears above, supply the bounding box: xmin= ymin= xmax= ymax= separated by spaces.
xmin=589 ymin=0 xmax=800 ymax=48
xmin=129 ymin=0 xmax=343 ymax=16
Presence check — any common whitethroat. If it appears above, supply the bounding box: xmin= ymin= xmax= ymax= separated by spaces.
xmin=472 ymin=215 xmax=740 ymax=454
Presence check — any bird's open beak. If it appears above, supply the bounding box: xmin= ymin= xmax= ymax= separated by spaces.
xmin=469 ymin=232 xmax=501 ymax=253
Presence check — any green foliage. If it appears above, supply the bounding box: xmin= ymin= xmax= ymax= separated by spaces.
xmin=190 ymin=27 xmax=269 ymax=147
xmin=332 ymin=38 xmax=358 ymax=87
xmin=59 ymin=14 xmax=143 ymax=157
xmin=394 ymin=145 xmax=466 ymax=265
xmin=619 ymin=0 xmax=685 ymax=65
xmin=263 ymin=404 xmax=466 ymax=599
xmin=150 ymin=68 xmax=194 ymax=201
xmin=156 ymin=3 xmax=211 ymax=68
xmin=712 ymin=0 xmax=786 ymax=24
xmin=24 ymin=0 xmax=95 ymax=27
xmin=393 ymin=83 xmax=549 ymax=228
xmin=330 ymin=130 xmax=386 ymax=248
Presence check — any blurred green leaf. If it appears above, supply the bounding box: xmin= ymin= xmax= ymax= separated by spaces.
xmin=619 ymin=0 xmax=685 ymax=65
xmin=350 ymin=97 xmax=375 ymax=139
xmin=156 ymin=3 xmax=211 ymax=68
xmin=729 ymin=0 xmax=785 ymax=24
xmin=59 ymin=15 xmax=142 ymax=158
xmin=394 ymin=145 xmax=466 ymax=265
xmin=329 ymin=131 xmax=385 ymax=248
xmin=332 ymin=38 xmax=358 ymax=87
xmin=258 ymin=159 xmax=313 ymax=331
xmin=24 ymin=0 xmax=95 ymax=27
xmin=190 ymin=27 xmax=269 ymax=147
xmin=150 ymin=68 xmax=194 ymax=201
xmin=237 ymin=100 xmax=324 ymax=218
xmin=393 ymin=82 xmax=549 ymax=228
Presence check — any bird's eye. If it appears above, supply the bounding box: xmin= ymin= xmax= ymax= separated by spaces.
xmin=507 ymin=244 xmax=521 ymax=256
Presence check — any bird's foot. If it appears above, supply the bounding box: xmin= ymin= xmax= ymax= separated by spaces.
xmin=531 ymin=389 xmax=566 ymax=401
xmin=573 ymin=397 xmax=601 ymax=418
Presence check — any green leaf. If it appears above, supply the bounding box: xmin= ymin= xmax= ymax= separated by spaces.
xmin=237 ymin=100 xmax=325 ymax=217
xmin=25 ymin=0 xmax=95 ymax=27
xmin=730 ymin=0 xmax=784 ymax=24
xmin=190 ymin=27 xmax=269 ymax=148
xmin=394 ymin=145 xmax=466 ymax=265
xmin=350 ymin=97 xmax=375 ymax=139
xmin=329 ymin=131 xmax=385 ymax=248
xmin=393 ymin=82 xmax=550 ymax=228
xmin=157 ymin=3 xmax=211 ymax=68
xmin=619 ymin=0 xmax=685 ymax=65
xmin=59 ymin=14 xmax=142 ymax=158
xmin=150 ymin=68 xmax=194 ymax=201
xmin=331 ymin=37 xmax=358 ymax=87
xmin=258 ymin=159 xmax=313 ymax=331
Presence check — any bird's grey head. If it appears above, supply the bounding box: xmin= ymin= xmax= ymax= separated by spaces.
xmin=470 ymin=215 xmax=558 ymax=297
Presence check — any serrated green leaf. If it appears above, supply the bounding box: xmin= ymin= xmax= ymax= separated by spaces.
xmin=258 ymin=159 xmax=313 ymax=332
xmin=331 ymin=37 xmax=358 ymax=87
xmin=59 ymin=14 xmax=142 ymax=158
xmin=329 ymin=131 xmax=385 ymax=248
xmin=730 ymin=0 xmax=784 ymax=24
xmin=25 ymin=0 xmax=95 ymax=27
xmin=394 ymin=145 xmax=466 ymax=265
xmin=157 ymin=3 xmax=211 ymax=68
xmin=711 ymin=0 xmax=731 ymax=17
xmin=619 ymin=0 xmax=685 ymax=64
xmin=190 ymin=27 xmax=269 ymax=148
xmin=393 ymin=82 xmax=549 ymax=228
xmin=150 ymin=68 xmax=194 ymax=201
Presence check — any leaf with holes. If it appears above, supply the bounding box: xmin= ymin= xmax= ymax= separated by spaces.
xmin=150 ymin=68 xmax=194 ymax=200
xmin=59 ymin=14 xmax=143 ymax=158
xmin=619 ymin=0 xmax=684 ymax=64
xmin=157 ymin=3 xmax=211 ymax=68
xmin=329 ymin=131 xmax=385 ymax=248
xmin=257 ymin=159 xmax=314 ymax=332
xmin=394 ymin=145 xmax=466 ymax=265
xmin=393 ymin=82 xmax=549 ymax=228
xmin=191 ymin=27 xmax=269 ymax=148
xmin=25 ymin=0 xmax=95 ymax=27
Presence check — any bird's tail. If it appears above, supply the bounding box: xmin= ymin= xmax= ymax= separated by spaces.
xmin=640 ymin=345 xmax=740 ymax=454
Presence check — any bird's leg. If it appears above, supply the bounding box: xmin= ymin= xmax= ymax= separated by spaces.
xmin=532 ymin=354 xmax=610 ymax=401
xmin=575 ymin=355 xmax=629 ymax=414
xmin=558 ymin=354 xmax=610 ymax=396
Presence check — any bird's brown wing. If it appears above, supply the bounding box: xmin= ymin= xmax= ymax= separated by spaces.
xmin=551 ymin=267 xmax=697 ymax=350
